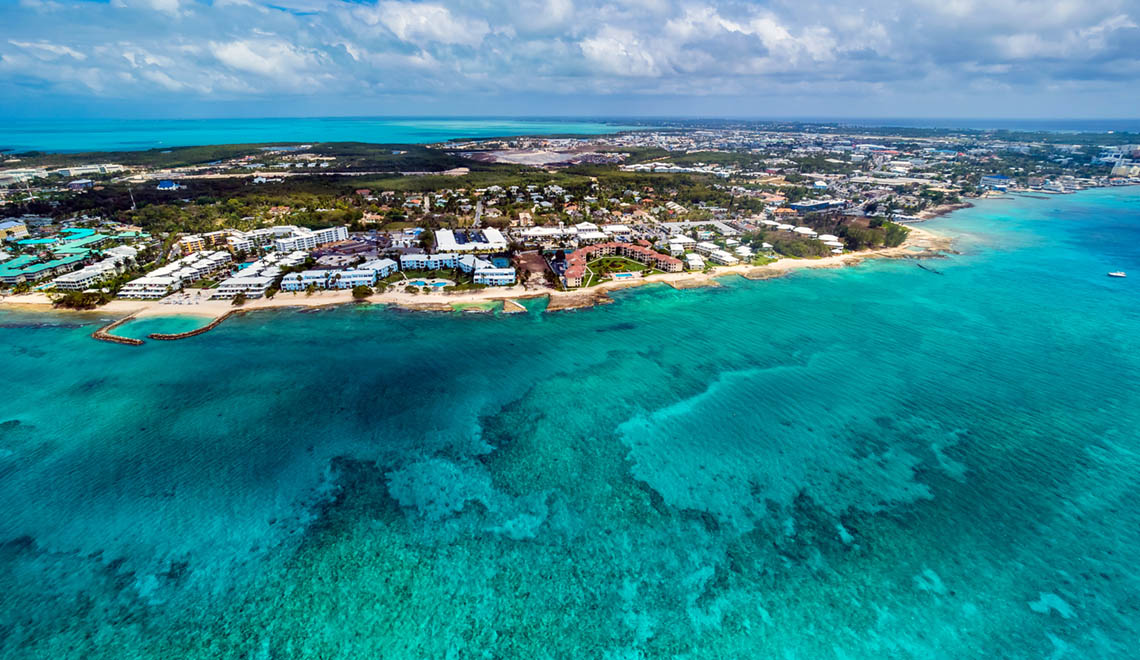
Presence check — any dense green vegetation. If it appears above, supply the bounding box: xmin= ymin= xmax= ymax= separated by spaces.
xmin=49 ymin=290 xmax=112 ymax=309
xmin=351 ymin=285 xmax=373 ymax=300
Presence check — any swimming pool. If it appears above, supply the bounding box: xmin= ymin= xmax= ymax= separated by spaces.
xmin=614 ymin=273 xmax=634 ymax=279
xmin=431 ymin=282 xmax=448 ymax=287
xmin=408 ymin=280 xmax=427 ymax=286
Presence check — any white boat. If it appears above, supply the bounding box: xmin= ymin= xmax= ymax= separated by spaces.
xmin=1108 ymin=271 xmax=1127 ymax=278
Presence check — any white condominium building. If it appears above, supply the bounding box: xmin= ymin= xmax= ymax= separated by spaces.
xmin=118 ymin=250 xmax=232 ymax=298
xmin=280 ymin=269 xmax=376 ymax=291
xmin=272 ymin=226 xmax=348 ymax=252
xmin=211 ymin=250 xmax=307 ymax=299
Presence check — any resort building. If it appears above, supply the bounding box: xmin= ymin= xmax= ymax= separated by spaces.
xmin=49 ymin=247 xmax=137 ymax=291
xmin=211 ymin=250 xmax=307 ymax=300
xmin=179 ymin=235 xmax=206 ymax=254
xmin=118 ymin=250 xmax=232 ymax=298
xmin=434 ymin=228 xmax=508 ymax=252
xmin=279 ymin=269 xmax=377 ymax=291
xmin=399 ymin=253 xmax=515 ymax=286
xmin=473 ymin=268 xmax=516 ymax=286
xmin=980 ymin=174 xmax=1012 ymax=190
xmin=227 ymin=235 xmax=254 ymax=254
xmin=400 ymin=253 xmax=459 ymax=271
xmin=707 ymin=249 xmax=739 ymax=265
xmin=561 ymin=241 xmax=683 ymax=288
xmin=358 ymin=258 xmax=399 ymax=279
xmin=0 ymin=253 xmax=86 ymax=284
xmin=685 ymin=253 xmax=705 ymax=270
xmin=272 ymin=226 xmax=349 ymax=252
xmin=116 ymin=276 xmax=177 ymax=299
xmin=0 ymin=220 xmax=30 ymax=240
xmin=693 ymin=242 xmax=720 ymax=257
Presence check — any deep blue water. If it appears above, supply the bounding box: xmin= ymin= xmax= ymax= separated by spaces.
xmin=0 ymin=117 xmax=637 ymax=153
xmin=1 ymin=187 xmax=1138 ymax=658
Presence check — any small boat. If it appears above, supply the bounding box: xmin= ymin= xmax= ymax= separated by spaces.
xmin=1108 ymin=271 xmax=1127 ymax=278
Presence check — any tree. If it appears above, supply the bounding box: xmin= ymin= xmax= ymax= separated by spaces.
xmin=232 ymin=292 xmax=247 ymax=306
xmin=352 ymin=285 xmax=373 ymax=300
xmin=51 ymin=290 xmax=111 ymax=310
xmin=418 ymin=228 xmax=435 ymax=251
xmin=405 ymin=285 xmax=419 ymax=295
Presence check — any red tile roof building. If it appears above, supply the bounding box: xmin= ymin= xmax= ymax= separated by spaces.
xmin=562 ymin=241 xmax=683 ymax=288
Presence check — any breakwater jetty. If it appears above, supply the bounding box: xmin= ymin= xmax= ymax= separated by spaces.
xmin=91 ymin=315 xmax=144 ymax=346
xmin=148 ymin=310 xmax=244 ymax=341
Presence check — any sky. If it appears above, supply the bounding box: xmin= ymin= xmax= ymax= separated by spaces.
xmin=1 ymin=0 xmax=1139 ymax=119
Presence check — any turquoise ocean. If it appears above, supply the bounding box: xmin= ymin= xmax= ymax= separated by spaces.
xmin=1 ymin=187 xmax=1139 ymax=658
xmin=0 ymin=117 xmax=636 ymax=153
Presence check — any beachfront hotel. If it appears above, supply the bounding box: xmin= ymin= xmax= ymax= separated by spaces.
xmin=561 ymin=242 xmax=683 ymax=288
xmin=277 ymin=258 xmax=398 ymax=292
xmin=211 ymin=250 xmax=308 ymax=299
xmin=118 ymin=250 xmax=232 ymax=299
xmin=49 ymin=246 xmax=137 ymax=291
xmin=280 ymin=269 xmax=376 ymax=291
xmin=0 ymin=253 xmax=86 ymax=284
xmin=694 ymin=242 xmax=741 ymax=265
xmin=399 ymin=252 xmax=516 ymax=286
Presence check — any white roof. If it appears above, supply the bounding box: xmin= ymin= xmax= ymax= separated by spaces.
xmin=818 ymin=234 xmax=839 ymax=241
xmin=522 ymin=226 xmax=573 ymax=238
xmin=793 ymin=226 xmax=817 ymax=235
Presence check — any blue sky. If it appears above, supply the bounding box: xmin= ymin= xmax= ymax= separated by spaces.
xmin=1 ymin=0 xmax=1139 ymax=119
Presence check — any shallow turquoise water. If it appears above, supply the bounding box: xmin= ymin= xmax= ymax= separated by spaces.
xmin=0 ymin=117 xmax=637 ymax=153
xmin=1 ymin=188 xmax=1139 ymax=658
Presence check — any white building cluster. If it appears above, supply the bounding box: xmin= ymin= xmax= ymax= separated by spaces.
xmin=50 ymin=246 xmax=138 ymax=291
xmin=279 ymin=258 xmax=398 ymax=292
xmin=211 ymin=251 xmax=308 ymax=300
xmin=399 ymin=253 xmax=516 ymax=286
xmin=118 ymin=250 xmax=232 ymax=299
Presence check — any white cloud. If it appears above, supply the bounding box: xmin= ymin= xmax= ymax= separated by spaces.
xmin=111 ymin=0 xmax=183 ymax=16
xmin=0 ymin=0 xmax=1136 ymax=112
xmin=361 ymin=2 xmax=489 ymax=47
xmin=211 ymin=39 xmax=319 ymax=80
xmin=580 ymin=27 xmax=662 ymax=77
xmin=8 ymin=39 xmax=86 ymax=60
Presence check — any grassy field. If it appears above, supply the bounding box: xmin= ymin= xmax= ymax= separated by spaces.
xmin=582 ymin=256 xmax=657 ymax=287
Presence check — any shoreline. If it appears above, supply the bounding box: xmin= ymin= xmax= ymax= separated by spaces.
xmin=0 ymin=225 xmax=952 ymax=337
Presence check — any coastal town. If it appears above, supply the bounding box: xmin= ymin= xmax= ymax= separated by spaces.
xmin=1 ymin=123 xmax=1137 ymax=323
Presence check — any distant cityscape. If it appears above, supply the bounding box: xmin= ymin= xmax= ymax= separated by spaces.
xmin=1 ymin=124 xmax=1137 ymax=307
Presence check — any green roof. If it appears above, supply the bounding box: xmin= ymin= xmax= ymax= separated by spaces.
xmin=0 ymin=253 xmax=86 ymax=277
